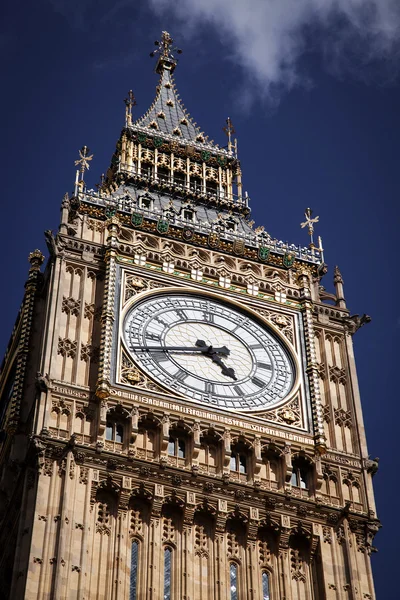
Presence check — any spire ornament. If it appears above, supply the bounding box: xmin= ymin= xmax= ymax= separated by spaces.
xmin=124 ymin=90 xmax=137 ymax=127
xmin=300 ymin=208 xmax=320 ymax=248
xmin=223 ymin=117 xmax=237 ymax=155
xmin=150 ymin=31 xmax=182 ymax=74
xmin=74 ymin=146 xmax=93 ymax=195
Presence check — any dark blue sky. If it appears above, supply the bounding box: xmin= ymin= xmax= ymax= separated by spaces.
xmin=1 ymin=2 xmax=398 ymax=595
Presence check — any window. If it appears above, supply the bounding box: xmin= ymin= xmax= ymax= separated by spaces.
xmin=291 ymin=460 xmax=308 ymax=489
xmin=190 ymin=177 xmax=202 ymax=193
xmin=140 ymin=163 xmax=152 ymax=178
xmin=106 ymin=421 xmax=124 ymax=443
xmin=129 ymin=541 xmax=138 ymax=600
xmin=230 ymin=563 xmax=238 ymax=600
xmin=174 ymin=172 xmax=185 ymax=187
xmin=262 ymin=571 xmax=270 ymax=600
xmin=168 ymin=436 xmax=185 ymax=458
xmin=230 ymin=451 xmax=246 ymax=474
xmin=164 ymin=548 xmax=172 ymax=600
xmin=158 ymin=167 xmax=170 ymax=183
xmin=206 ymin=181 xmax=218 ymax=195
xmin=183 ymin=209 xmax=194 ymax=221
xmin=139 ymin=195 xmax=153 ymax=210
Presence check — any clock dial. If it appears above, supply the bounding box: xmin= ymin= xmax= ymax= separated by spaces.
xmin=123 ymin=294 xmax=295 ymax=412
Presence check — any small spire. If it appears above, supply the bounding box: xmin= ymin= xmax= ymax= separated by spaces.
xmin=300 ymin=208 xmax=319 ymax=247
xmin=74 ymin=146 xmax=93 ymax=195
xmin=124 ymin=90 xmax=137 ymax=126
xmin=334 ymin=265 xmax=343 ymax=284
xmin=223 ymin=117 xmax=236 ymax=153
xmin=28 ymin=249 xmax=45 ymax=270
xmin=150 ymin=31 xmax=182 ymax=74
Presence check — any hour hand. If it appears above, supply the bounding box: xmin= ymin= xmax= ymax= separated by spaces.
xmin=208 ymin=351 xmax=237 ymax=381
xmin=195 ymin=340 xmax=230 ymax=357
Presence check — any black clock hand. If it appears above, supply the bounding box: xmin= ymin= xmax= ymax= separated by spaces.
xmin=131 ymin=343 xmax=230 ymax=356
xmin=202 ymin=347 xmax=237 ymax=381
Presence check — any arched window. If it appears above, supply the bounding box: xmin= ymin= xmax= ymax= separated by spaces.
xmin=129 ymin=541 xmax=139 ymax=600
xmin=140 ymin=162 xmax=152 ymax=179
xmin=164 ymin=547 xmax=172 ymax=600
xmin=206 ymin=180 xmax=218 ymax=196
xmin=157 ymin=166 xmax=170 ymax=184
xmin=106 ymin=421 xmax=124 ymax=443
xmin=262 ymin=571 xmax=270 ymax=600
xmin=230 ymin=451 xmax=246 ymax=474
xmin=230 ymin=563 xmax=238 ymax=600
xmin=291 ymin=457 xmax=310 ymax=490
xmin=174 ymin=172 xmax=186 ymax=187
xmin=138 ymin=194 xmax=153 ymax=210
xmin=190 ymin=176 xmax=202 ymax=193
xmin=168 ymin=436 xmax=185 ymax=458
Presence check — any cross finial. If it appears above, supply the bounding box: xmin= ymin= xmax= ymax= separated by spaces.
xmin=150 ymin=31 xmax=182 ymax=74
xmin=74 ymin=146 xmax=93 ymax=195
xmin=124 ymin=90 xmax=137 ymax=126
xmin=300 ymin=207 xmax=320 ymax=247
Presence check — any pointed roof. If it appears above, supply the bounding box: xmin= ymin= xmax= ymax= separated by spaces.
xmin=128 ymin=31 xmax=223 ymax=153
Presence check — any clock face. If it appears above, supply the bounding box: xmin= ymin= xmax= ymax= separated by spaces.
xmin=122 ymin=294 xmax=295 ymax=412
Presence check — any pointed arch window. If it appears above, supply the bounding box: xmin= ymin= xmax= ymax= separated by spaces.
xmin=230 ymin=451 xmax=247 ymax=474
xmin=129 ymin=541 xmax=139 ymax=600
xmin=262 ymin=571 xmax=270 ymax=600
xmin=168 ymin=436 xmax=185 ymax=458
xmin=106 ymin=421 xmax=124 ymax=443
xmin=164 ymin=547 xmax=172 ymax=600
xmin=230 ymin=563 xmax=238 ymax=600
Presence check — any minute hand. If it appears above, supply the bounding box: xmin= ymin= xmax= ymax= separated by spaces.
xmin=131 ymin=345 xmax=230 ymax=355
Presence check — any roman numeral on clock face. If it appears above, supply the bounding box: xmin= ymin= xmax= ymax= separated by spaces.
xmin=145 ymin=332 xmax=161 ymax=342
xmin=256 ymin=361 xmax=272 ymax=371
xmin=205 ymin=382 xmax=215 ymax=395
xmin=251 ymin=376 xmax=265 ymax=388
xmin=175 ymin=369 xmax=188 ymax=382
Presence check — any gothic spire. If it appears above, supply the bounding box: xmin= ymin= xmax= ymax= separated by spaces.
xmin=130 ymin=31 xmax=219 ymax=151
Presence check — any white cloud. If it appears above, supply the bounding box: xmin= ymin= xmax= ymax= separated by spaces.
xmin=149 ymin=0 xmax=400 ymax=99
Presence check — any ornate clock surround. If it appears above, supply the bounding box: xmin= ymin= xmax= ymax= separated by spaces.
xmin=113 ymin=264 xmax=313 ymax=434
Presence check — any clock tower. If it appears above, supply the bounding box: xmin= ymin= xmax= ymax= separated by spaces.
xmin=0 ymin=31 xmax=380 ymax=600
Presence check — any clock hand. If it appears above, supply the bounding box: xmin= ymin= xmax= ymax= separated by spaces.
xmin=131 ymin=342 xmax=230 ymax=356
xmin=203 ymin=348 xmax=237 ymax=381
xmin=195 ymin=340 xmax=230 ymax=357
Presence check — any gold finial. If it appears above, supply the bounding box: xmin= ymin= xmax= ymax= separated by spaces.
xmin=124 ymin=90 xmax=136 ymax=127
xmin=74 ymin=146 xmax=93 ymax=195
xmin=223 ymin=117 xmax=236 ymax=153
xmin=150 ymin=31 xmax=182 ymax=73
xmin=300 ymin=208 xmax=319 ymax=247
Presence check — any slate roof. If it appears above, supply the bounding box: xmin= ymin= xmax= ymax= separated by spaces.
xmin=131 ymin=65 xmax=222 ymax=152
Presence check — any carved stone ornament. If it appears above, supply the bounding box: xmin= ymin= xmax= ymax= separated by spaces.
xmin=257 ymin=396 xmax=302 ymax=428
xmin=124 ymin=274 xmax=166 ymax=304
xmin=120 ymin=351 xmax=166 ymax=393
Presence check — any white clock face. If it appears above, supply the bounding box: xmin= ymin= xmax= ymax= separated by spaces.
xmin=123 ymin=294 xmax=295 ymax=412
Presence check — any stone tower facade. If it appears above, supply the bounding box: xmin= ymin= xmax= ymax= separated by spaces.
xmin=0 ymin=31 xmax=380 ymax=600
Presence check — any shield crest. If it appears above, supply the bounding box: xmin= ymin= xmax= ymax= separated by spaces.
xmin=217 ymin=155 xmax=227 ymax=167
xmin=258 ymin=246 xmax=270 ymax=261
xmin=157 ymin=218 xmax=169 ymax=234
xmin=131 ymin=212 xmax=143 ymax=227
xmin=137 ymin=132 xmax=147 ymax=144
xmin=105 ymin=206 xmax=117 ymax=219
xmin=208 ymin=232 xmax=220 ymax=248
xmin=283 ymin=252 xmax=295 ymax=268
xmin=183 ymin=227 xmax=194 ymax=241
xmin=201 ymin=150 xmax=211 ymax=162
xmin=153 ymin=136 xmax=164 ymax=148
xmin=233 ymin=239 xmax=245 ymax=255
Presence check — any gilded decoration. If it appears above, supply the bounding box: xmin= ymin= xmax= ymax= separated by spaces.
xmin=252 ymin=307 xmax=294 ymax=344
xmin=123 ymin=274 xmax=166 ymax=304
xmin=119 ymin=350 xmax=166 ymax=394
xmin=256 ymin=396 xmax=302 ymax=428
